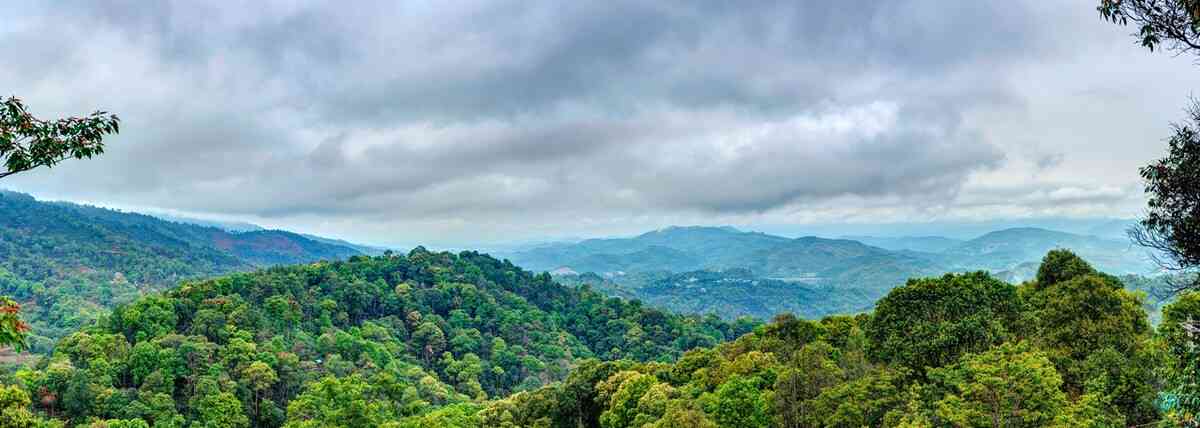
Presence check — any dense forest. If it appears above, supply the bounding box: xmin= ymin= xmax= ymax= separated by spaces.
xmin=0 ymin=191 xmax=363 ymax=351
xmin=0 ymin=248 xmax=1193 ymax=427
xmin=0 ymin=248 xmax=753 ymax=427
xmin=555 ymin=269 xmax=874 ymax=320
xmin=509 ymin=226 xmax=1158 ymax=320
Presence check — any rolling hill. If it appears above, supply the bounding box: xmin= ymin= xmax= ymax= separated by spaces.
xmin=940 ymin=227 xmax=1153 ymax=274
xmin=6 ymin=250 xmax=747 ymax=427
xmin=505 ymin=225 xmax=1159 ymax=320
xmin=0 ymin=191 xmax=366 ymax=348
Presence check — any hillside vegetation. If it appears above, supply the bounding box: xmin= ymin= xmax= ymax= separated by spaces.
xmin=510 ymin=226 xmax=1158 ymax=320
xmin=0 ymin=191 xmax=363 ymax=350
xmin=0 ymin=249 xmax=1192 ymax=427
xmin=0 ymin=249 xmax=747 ymax=427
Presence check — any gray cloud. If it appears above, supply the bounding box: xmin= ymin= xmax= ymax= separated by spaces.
xmin=1 ymin=0 xmax=1196 ymax=245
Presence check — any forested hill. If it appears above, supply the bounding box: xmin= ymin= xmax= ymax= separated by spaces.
xmin=6 ymin=249 xmax=748 ymax=427
xmin=0 ymin=191 xmax=364 ymax=348
xmin=507 ymin=226 xmax=1153 ymax=280
xmin=2 ymin=249 xmax=1189 ymax=427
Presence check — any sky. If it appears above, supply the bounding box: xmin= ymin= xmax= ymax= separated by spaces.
xmin=2 ymin=1 xmax=1199 ymax=248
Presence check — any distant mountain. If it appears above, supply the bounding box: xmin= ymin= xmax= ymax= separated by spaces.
xmin=738 ymin=236 xmax=943 ymax=288
xmin=300 ymin=233 xmax=391 ymax=256
xmin=151 ymin=211 xmax=389 ymax=257
xmin=509 ymin=224 xmax=1160 ymax=320
xmin=1086 ymin=219 xmax=1137 ymax=240
xmin=509 ymin=226 xmax=788 ymax=272
xmin=508 ymin=226 xmax=942 ymax=295
xmin=842 ymin=235 xmax=964 ymax=252
xmin=942 ymin=227 xmax=1154 ymax=275
xmin=150 ymin=213 xmax=265 ymax=233
xmin=0 ymin=190 xmax=364 ymax=348
xmin=571 ymin=268 xmax=872 ymax=320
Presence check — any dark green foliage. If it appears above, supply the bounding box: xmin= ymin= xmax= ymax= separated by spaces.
xmin=0 ymin=191 xmax=363 ymax=349
xmin=7 ymin=250 xmax=734 ymax=427
xmin=0 ymin=96 xmax=119 ymax=179
xmin=1098 ymin=0 xmax=1200 ymax=54
xmin=1160 ymin=292 xmax=1200 ymax=422
xmin=0 ymin=247 xmax=1172 ymax=427
xmin=866 ymin=271 xmax=1020 ymax=375
xmin=1036 ymin=249 xmax=1100 ymax=288
xmin=1128 ymin=102 xmax=1200 ymax=292
xmin=1023 ymin=252 xmax=1160 ymax=425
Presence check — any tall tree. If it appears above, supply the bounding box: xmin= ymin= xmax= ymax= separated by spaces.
xmin=1098 ymin=1 xmax=1200 ymax=294
xmin=1128 ymin=102 xmax=1200 ymax=293
xmin=0 ymin=96 xmax=119 ymax=351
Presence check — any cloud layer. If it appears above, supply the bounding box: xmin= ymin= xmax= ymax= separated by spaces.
xmin=2 ymin=1 xmax=1197 ymax=245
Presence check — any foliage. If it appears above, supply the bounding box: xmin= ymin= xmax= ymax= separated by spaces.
xmin=0 ymin=96 xmax=119 ymax=180
xmin=1161 ymin=292 xmax=1200 ymax=423
xmin=559 ymin=268 xmax=873 ymax=321
xmin=1022 ymin=251 xmax=1159 ymax=424
xmin=3 ymin=250 xmax=735 ymax=427
xmin=866 ymin=271 xmax=1020 ymax=376
xmin=0 ymin=191 xmax=363 ymax=351
xmin=928 ymin=341 xmax=1069 ymax=428
xmin=0 ymin=247 xmax=1173 ymax=427
xmin=1099 ymin=0 xmax=1200 ymax=54
xmin=1127 ymin=102 xmax=1200 ymax=293
xmin=0 ymin=96 xmax=120 ymax=355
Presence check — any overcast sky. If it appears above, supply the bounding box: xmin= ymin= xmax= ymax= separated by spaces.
xmin=3 ymin=1 xmax=1198 ymax=247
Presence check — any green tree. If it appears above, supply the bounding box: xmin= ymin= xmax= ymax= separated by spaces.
xmin=930 ymin=342 xmax=1068 ymax=428
xmin=773 ymin=341 xmax=843 ymax=428
xmin=1098 ymin=0 xmax=1200 ymax=54
xmin=412 ymin=322 xmax=446 ymax=365
xmin=705 ymin=377 xmax=769 ymax=428
xmin=1161 ymin=292 xmax=1200 ymax=423
xmin=1097 ymin=0 xmax=1200 ymax=293
xmin=242 ymin=361 xmax=278 ymax=424
xmin=0 ymin=96 xmax=119 ymax=351
xmin=0 ymin=96 xmax=119 ymax=179
xmin=192 ymin=390 xmax=250 ymax=428
xmin=866 ymin=272 xmax=1020 ymax=375
xmin=0 ymin=384 xmax=50 ymax=428
xmin=284 ymin=375 xmax=392 ymax=428
xmin=1126 ymin=102 xmax=1200 ymax=293
xmin=1023 ymin=251 xmax=1157 ymax=423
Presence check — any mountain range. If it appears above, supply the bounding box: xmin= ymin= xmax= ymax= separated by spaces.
xmin=504 ymin=225 xmax=1158 ymax=319
xmin=507 ymin=225 xmax=1154 ymax=280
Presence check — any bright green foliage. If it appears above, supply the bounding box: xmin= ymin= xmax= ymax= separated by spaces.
xmin=0 ymin=191 xmax=365 ymax=351
xmin=8 ymin=250 xmax=736 ymax=427
xmin=866 ymin=272 xmax=1020 ymax=375
xmin=0 ymin=248 xmax=1173 ymax=427
xmin=704 ymin=377 xmax=769 ymax=428
xmin=0 ymin=96 xmax=119 ymax=353
xmin=0 ymin=384 xmax=55 ymax=428
xmin=284 ymin=375 xmax=391 ymax=428
xmin=394 ymin=403 xmax=481 ymax=428
xmin=1161 ymin=292 xmax=1200 ymax=423
xmin=86 ymin=420 xmax=150 ymax=428
xmin=598 ymin=371 xmax=660 ymax=428
xmin=192 ymin=390 xmax=249 ymax=428
xmin=803 ymin=367 xmax=907 ymax=427
xmin=929 ymin=342 xmax=1068 ymax=428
